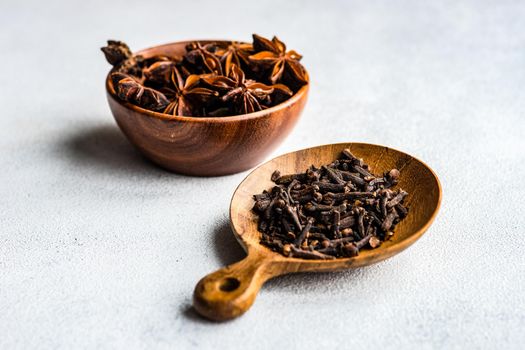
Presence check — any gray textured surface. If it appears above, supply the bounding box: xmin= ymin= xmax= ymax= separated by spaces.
xmin=1 ymin=0 xmax=524 ymax=349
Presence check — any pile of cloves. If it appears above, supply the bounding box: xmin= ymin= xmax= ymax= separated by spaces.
xmin=100 ymin=34 xmax=307 ymax=117
xmin=252 ymin=149 xmax=409 ymax=260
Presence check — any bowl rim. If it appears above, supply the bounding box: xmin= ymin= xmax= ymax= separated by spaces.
xmin=105 ymin=39 xmax=310 ymax=123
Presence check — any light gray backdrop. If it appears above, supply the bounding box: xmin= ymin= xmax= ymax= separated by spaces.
xmin=1 ymin=0 xmax=524 ymax=349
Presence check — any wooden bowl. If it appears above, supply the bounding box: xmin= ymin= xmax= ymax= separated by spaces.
xmin=193 ymin=143 xmax=442 ymax=321
xmin=105 ymin=40 xmax=309 ymax=176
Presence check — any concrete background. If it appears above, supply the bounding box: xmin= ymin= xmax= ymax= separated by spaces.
xmin=1 ymin=0 xmax=524 ymax=348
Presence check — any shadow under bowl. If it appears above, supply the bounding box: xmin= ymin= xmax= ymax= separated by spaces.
xmin=105 ymin=40 xmax=309 ymax=176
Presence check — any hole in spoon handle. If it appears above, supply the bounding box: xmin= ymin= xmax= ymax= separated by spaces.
xmin=193 ymin=253 xmax=272 ymax=321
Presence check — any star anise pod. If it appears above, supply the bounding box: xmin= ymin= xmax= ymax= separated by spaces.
xmin=249 ymin=34 xmax=307 ymax=85
xmin=142 ymin=55 xmax=179 ymax=67
xmin=214 ymin=41 xmax=254 ymax=76
xmin=202 ymin=65 xmax=292 ymax=114
xmin=184 ymin=42 xmax=223 ymax=75
xmin=143 ymin=59 xmax=178 ymax=85
xmin=101 ymin=40 xmax=132 ymax=66
xmin=161 ymin=68 xmax=219 ymax=116
xmin=101 ymin=40 xmax=144 ymax=76
xmin=111 ymin=72 xmax=169 ymax=111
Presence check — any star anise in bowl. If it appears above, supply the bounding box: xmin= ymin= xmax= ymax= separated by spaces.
xmin=101 ymin=34 xmax=308 ymax=118
xmin=101 ymin=36 xmax=309 ymax=176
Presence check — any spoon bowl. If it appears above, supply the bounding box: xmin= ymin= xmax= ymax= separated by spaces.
xmin=193 ymin=142 xmax=442 ymax=321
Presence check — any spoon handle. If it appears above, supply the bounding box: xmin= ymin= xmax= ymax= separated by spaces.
xmin=193 ymin=251 xmax=275 ymax=321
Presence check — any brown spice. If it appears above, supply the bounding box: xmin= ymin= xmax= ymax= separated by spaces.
xmin=101 ymin=34 xmax=307 ymax=117
xmin=252 ymin=149 xmax=410 ymax=259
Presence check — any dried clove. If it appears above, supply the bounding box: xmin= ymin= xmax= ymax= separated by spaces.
xmin=252 ymin=149 xmax=410 ymax=259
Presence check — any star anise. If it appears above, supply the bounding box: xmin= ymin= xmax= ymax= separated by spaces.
xmin=142 ymin=55 xmax=179 ymax=67
xmin=101 ymin=40 xmax=132 ymax=66
xmin=101 ymin=36 xmax=306 ymax=117
xmin=143 ymin=59 xmax=178 ymax=85
xmin=202 ymin=65 xmax=292 ymax=114
xmin=111 ymin=72 xmax=169 ymax=111
xmin=214 ymin=41 xmax=254 ymax=76
xmin=249 ymin=34 xmax=307 ymax=85
xmin=161 ymin=68 xmax=219 ymax=116
xmin=101 ymin=40 xmax=144 ymax=76
xmin=184 ymin=42 xmax=223 ymax=75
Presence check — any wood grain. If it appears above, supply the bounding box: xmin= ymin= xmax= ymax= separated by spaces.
xmin=105 ymin=40 xmax=309 ymax=176
xmin=193 ymin=143 xmax=442 ymax=321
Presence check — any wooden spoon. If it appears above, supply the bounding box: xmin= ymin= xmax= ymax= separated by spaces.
xmin=193 ymin=143 xmax=442 ymax=321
